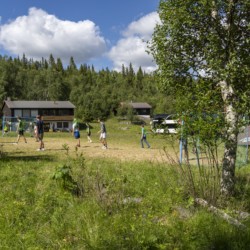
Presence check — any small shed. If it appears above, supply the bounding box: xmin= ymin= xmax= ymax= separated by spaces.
xmin=121 ymin=102 xmax=152 ymax=117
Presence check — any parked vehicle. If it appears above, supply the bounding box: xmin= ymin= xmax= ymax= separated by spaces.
xmin=151 ymin=114 xmax=178 ymax=134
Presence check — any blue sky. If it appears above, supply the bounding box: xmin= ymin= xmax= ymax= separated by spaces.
xmin=0 ymin=0 xmax=160 ymax=72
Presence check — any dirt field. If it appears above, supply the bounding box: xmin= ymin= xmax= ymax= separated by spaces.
xmin=0 ymin=133 xmax=180 ymax=163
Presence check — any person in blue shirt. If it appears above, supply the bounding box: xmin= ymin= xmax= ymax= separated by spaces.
xmin=72 ymin=118 xmax=80 ymax=147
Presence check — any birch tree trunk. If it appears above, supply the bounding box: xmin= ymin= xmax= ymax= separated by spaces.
xmin=219 ymin=80 xmax=238 ymax=195
xmin=151 ymin=0 xmax=250 ymax=197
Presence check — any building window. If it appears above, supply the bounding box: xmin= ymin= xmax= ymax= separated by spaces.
xmin=58 ymin=109 xmax=69 ymax=115
xmin=49 ymin=109 xmax=56 ymax=116
xmin=31 ymin=110 xmax=38 ymax=117
xmin=23 ymin=109 xmax=30 ymax=117
xmin=42 ymin=109 xmax=49 ymax=116
xmin=57 ymin=122 xmax=62 ymax=128
xmin=14 ymin=109 xmax=22 ymax=117
xmin=56 ymin=122 xmax=69 ymax=130
xmin=63 ymin=122 xmax=69 ymax=128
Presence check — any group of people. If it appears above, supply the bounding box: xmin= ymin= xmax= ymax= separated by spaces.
xmin=14 ymin=115 xmax=45 ymax=151
xmin=72 ymin=119 xmax=93 ymax=148
xmin=12 ymin=116 xmax=151 ymax=151
xmin=12 ymin=116 xmax=108 ymax=151
xmin=73 ymin=119 xmax=150 ymax=150
xmin=72 ymin=118 xmax=108 ymax=149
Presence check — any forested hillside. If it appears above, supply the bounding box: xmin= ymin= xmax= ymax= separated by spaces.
xmin=0 ymin=54 xmax=175 ymax=120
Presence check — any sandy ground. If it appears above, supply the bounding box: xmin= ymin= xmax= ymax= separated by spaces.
xmin=0 ymin=135 xmax=178 ymax=163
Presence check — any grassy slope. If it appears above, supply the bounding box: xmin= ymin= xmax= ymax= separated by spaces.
xmin=0 ymin=118 xmax=249 ymax=249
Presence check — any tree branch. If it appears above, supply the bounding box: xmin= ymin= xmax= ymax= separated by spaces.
xmin=195 ymin=198 xmax=247 ymax=230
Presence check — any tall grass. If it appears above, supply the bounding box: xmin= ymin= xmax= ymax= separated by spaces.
xmin=0 ymin=149 xmax=249 ymax=249
xmin=0 ymin=119 xmax=250 ymax=249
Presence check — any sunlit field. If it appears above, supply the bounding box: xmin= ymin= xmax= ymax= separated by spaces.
xmin=1 ymin=119 xmax=181 ymax=163
xmin=0 ymin=119 xmax=249 ymax=249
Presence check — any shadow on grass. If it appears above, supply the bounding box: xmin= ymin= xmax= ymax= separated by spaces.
xmin=45 ymin=148 xmax=67 ymax=151
xmin=108 ymin=147 xmax=122 ymax=150
xmin=0 ymin=141 xmax=17 ymax=144
xmin=1 ymin=153 xmax=55 ymax=162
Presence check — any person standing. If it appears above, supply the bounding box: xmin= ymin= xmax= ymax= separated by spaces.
xmin=36 ymin=115 xmax=45 ymax=151
xmin=16 ymin=117 xmax=27 ymax=144
xmin=34 ymin=122 xmax=39 ymax=142
xmin=72 ymin=118 xmax=80 ymax=147
xmin=140 ymin=124 xmax=150 ymax=148
xmin=98 ymin=118 xmax=107 ymax=149
xmin=3 ymin=122 xmax=9 ymax=136
xmin=86 ymin=123 xmax=92 ymax=143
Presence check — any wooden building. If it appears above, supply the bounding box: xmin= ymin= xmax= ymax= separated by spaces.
xmin=1 ymin=100 xmax=75 ymax=132
xmin=121 ymin=102 xmax=152 ymax=117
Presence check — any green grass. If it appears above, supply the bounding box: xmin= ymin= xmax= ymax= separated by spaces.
xmin=0 ymin=118 xmax=250 ymax=249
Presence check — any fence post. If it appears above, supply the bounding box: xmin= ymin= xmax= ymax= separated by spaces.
xmin=2 ymin=115 xmax=5 ymax=136
xmin=246 ymin=125 xmax=249 ymax=163
xmin=179 ymin=120 xmax=184 ymax=164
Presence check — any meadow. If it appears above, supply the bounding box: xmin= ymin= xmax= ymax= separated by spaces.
xmin=0 ymin=119 xmax=250 ymax=249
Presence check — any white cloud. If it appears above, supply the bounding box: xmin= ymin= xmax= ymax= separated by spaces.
xmin=0 ymin=8 xmax=160 ymax=73
xmin=0 ymin=7 xmax=106 ymax=64
xmin=108 ymin=12 xmax=160 ymax=73
xmin=108 ymin=36 xmax=156 ymax=73
xmin=123 ymin=12 xmax=160 ymax=40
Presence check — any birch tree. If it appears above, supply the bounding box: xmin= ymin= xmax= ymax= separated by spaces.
xmin=150 ymin=0 xmax=250 ymax=196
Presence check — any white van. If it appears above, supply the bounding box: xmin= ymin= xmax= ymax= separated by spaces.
xmin=151 ymin=114 xmax=178 ymax=134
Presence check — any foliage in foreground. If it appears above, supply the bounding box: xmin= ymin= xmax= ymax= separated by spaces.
xmin=0 ymin=151 xmax=249 ymax=249
xmin=151 ymin=0 xmax=250 ymax=196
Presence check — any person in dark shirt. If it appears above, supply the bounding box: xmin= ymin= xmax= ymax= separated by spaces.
xmin=98 ymin=118 xmax=107 ymax=149
xmin=36 ymin=115 xmax=45 ymax=151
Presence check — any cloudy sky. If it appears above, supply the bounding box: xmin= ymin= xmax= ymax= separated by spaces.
xmin=0 ymin=0 xmax=160 ymax=72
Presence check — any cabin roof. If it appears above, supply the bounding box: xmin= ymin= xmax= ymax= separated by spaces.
xmin=3 ymin=100 xmax=75 ymax=109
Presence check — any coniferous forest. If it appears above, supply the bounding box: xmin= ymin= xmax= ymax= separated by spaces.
xmin=0 ymin=54 xmax=175 ymax=120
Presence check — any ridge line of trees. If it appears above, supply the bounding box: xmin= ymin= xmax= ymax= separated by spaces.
xmin=0 ymin=54 xmax=175 ymax=121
